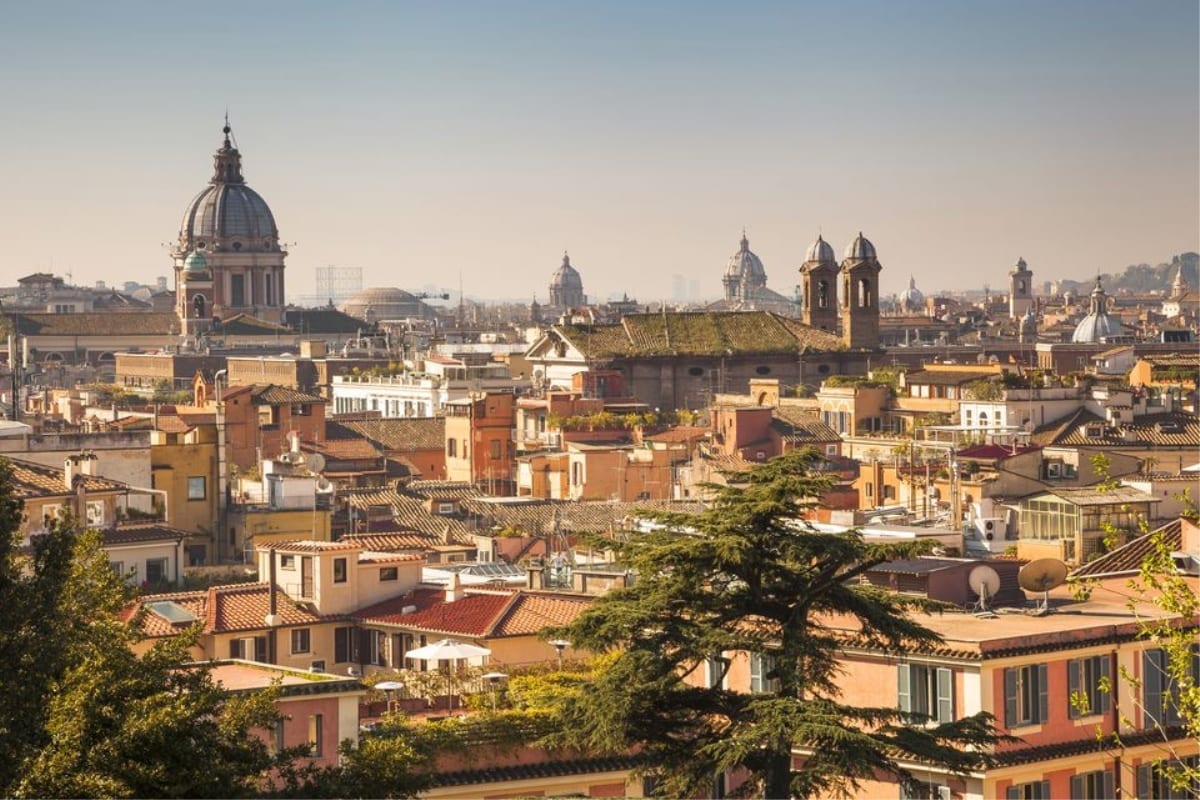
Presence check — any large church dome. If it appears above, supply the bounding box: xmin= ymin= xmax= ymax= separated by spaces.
xmin=178 ymin=124 xmax=279 ymax=253
xmin=550 ymin=252 xmax=583 ymax=291
xmin=725 ymin=232 xmax=766 ymax=281
xmin=340 ymin=287 xmax=437 ymax=321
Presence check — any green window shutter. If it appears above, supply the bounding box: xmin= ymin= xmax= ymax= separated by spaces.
xmin=1004 ymin=668 xmax=1018 ymax=727
xmin=1037 ymin=664 xmax=1049 ymax=723
xmin=936 ymin=667 xmax=953 ymax=723
xmin=1098 ymin=656 xmax=1111 ymax=714
xmin=1069 ymin=774 xmax=1082 ymax=799
xmin=898 ymin=664 xmax=912 ymax=714
xmin=1068 ymin=659 xmax=1081 ymax=718
xmin=1136 ymin=764 xmax=1149 ymax=799
xmin=1144 ymin=650 xmax=1163 ymax=727
xmin=1005 ymin=787 xmax=1019 ymax=800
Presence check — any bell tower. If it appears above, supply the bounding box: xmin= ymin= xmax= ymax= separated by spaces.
xmin=1009 ymin=257 xmax=1034 ymax=319
xmin=799 ymin=235 xmax=838 ymax=332
xmin=840 ymin=232 xmax=882 ymax=349
xmin=176 ymin=250 xmax=214 ymax=338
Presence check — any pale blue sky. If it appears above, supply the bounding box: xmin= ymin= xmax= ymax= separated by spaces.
xmin=1 ymin=1 xmax=1196 ymax=303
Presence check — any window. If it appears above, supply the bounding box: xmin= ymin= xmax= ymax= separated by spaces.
xmin=1004 ymin=664 xmax=1048 ymax=727
xmin=379 ymin=567 xmax=398 ymax=582
xmin=901 ymin=783 xmax=950 ymax=800
xmin=110 ymin=561 xmax=124 ymax=577
xmin=1067 ymin=655 xmax=1110 ymax=718
xmin=447 ymin=439 xmax=457 ymax=458
xmin=749 ymin=652 xmax=778 ymax=694
xmin=271 ymin=720 xmax=286 ymax=754
xmin=307 ymin=714 xmax=323 ymax=757
xmin=291 ymin=628 xmax=311 ymax=654
xmin=1070 ymin=769 xmax=1114 ymax=800
xmin=333 ymin=557 xmax=347 ymax=583
xmin=705 ymin=655 xmax=727 ymax=689
xmin=898 ymin=664 xmax=954 ymax=723
xmin=145 ymin=558 xmax=168 ymax=585
xmin=230 ymin=636 xmax=267 ymax=662
xmin=187 ymin=476 xmax=206 ymax=500
xmin=85 ymin=500 xmax=105 ymax=527
xmin=1143 ymin=646 xmax=1200 ymax=727
xmin=280 ymin=554 xmax=296 ymax=569
xmin=366 ymin=630 xmax=386 ymax=666
xmin=490 ymin=440 xmax=501 ymax=460
xmin=1005 ymin=780 xmax=1050 ymax=800
xmin=334 ymin=626 xmax=357 ymax=663
xmin=230 ymin=274 xmax=245 ymax=307
xmin=1136 ymin=756 xmax=1199 ymax=800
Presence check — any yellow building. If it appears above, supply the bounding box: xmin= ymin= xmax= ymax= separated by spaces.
xmin=151 ymin=425 xmax=219 ymax=565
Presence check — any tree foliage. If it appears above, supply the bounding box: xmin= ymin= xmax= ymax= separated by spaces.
xmin=0 ymin=458 xmax=315 ymax=798
xmin=548 ymin=449 xmax=1001 ymax=798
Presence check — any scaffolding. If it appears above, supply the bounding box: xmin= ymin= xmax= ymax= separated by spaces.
xmin=296 ymin=265 xmax=362 ymax=308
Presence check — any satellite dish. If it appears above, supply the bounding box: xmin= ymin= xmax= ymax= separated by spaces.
xmin=968 ymin=565 xmax=1001 ymax=609
xmin=307 ymin=453 xmax=326 ymax=474
xmin=1019 ymin=558 xmax=1068 ymax=612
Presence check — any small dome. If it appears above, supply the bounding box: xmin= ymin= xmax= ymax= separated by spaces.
xmin=901 ymin=275 xmax=924 ymax=307
xmin=1071 ymin=277 xmax=1124 ymax=342
xmin=725 ymin=232 xmax=766 ymax=281
xmin=1020 ymin=308 xmax=1037 ymax=332
xmin=551 ymin=253 xmax=583 ymax=291
xmin=844 ymin=232 xmax=877 ymax=261
xmin=804 ymin=235 xmax=836 ymax=265
xmin=184 ymin=250 xmax=208 ymax=272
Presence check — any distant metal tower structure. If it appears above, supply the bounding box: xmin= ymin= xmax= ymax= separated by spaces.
xmin=313 ymin=265 xmax=362 ymax=307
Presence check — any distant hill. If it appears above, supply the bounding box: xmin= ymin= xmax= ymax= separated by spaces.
xmin=1060 ymin=252 xmax=1198 ymax=295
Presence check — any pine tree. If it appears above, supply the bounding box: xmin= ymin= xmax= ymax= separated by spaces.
xmin=550 ymin=449 xmax=1001 ymax=798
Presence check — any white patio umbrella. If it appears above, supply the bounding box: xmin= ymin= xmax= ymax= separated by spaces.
xmin=403 ymin=639 xmax=492 ymax=713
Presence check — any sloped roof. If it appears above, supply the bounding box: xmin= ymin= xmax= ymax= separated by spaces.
xmin=284 ymin=307 xmax=369 ymax=334
xmin=1069 ymin=519 xmax=1183 ymax=579
xmin=241 ymin=384 xmax=325 ymax=405
xmin=6 ymin=457 xmax=128 ymax=499
xmin=458 ymin=497 xmax=704 ymax=535
xmin=340 ymin=532 xmax=437 ymax=551
xmin=354 ymin=588 xmax=591 ymax=639
xmin=342 ymin=487 xmax=475 ymax=544
xmin=104 ymin=523 xmax=190 ymax=546
xmin=1031 ymin=409 xmax=1200 ymax=447
xmin=133 ymin=582 xmax=329 ymax=637
xmin=492 ymin=592 xmax=592 ymax=636
xmin=329 ymin=417 xmax=445 ymax=451
xmin=14 ymin=312 xmax=179 ymax=337
xmin=770 ymin=417 xmax=840 ymax=444
xmin=303 ymin=438 xmax=381 ymax=462
xmin=215 ymin=314 xmax=291 ymax=335
xmin=554 ymin=311 xmax=843 ymax=359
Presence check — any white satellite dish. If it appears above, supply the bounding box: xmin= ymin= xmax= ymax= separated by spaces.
xmin=1018 ymin=558 xmax=1068 ymax=612
xmin=968 ymin=565 xmax=1001 ymax=610
xmin=307 ymin=453 xmax=326 ymax=474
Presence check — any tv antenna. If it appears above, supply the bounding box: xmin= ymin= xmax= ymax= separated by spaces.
xmin=968 ymin=564 xmax=1001 ymax=612
xmin=1018 ymin=558 xmax=1068 ymax=613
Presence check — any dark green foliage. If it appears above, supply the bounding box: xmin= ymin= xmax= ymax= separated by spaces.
xmin=549 ymin=449 xmax=1002 ymax=799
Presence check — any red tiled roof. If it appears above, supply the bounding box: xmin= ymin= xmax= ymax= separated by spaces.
xmin=5 ymin=457 xmax=128 ymax=499
xmin=955 ymin=444 xmax=1040 ymax=461
xmin=304 ymin=438 xmax=380 ymax=461
xmin=104 ymin=523 xmax=190 ymax=546
xmin=356 ymin=589 xmax=517 ymax=636
xmin=1069 ymin=519 xmax=1183 ymax=579
xmin=134 ymin=582 xmax=329 ymax=637
xmin=341 ymin=532 xmax=437 ymax=551
xmin=267 ymin=540 xmax=363 ymax=553
xmin=492 ymin=593 xmax=592 ymax=636
xmin=358 ymin=552 xmax=425 ymax=565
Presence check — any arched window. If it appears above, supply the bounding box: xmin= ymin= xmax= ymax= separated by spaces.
xmin=858 ymin=278 xmax=873 ymax=308
xmin=817 ymin=280 xmax=829 ymax=309
xmin=193 ymin=294 xmax=206 ymax=318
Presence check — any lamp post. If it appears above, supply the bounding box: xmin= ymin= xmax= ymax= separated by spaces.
xmin=549 ymin=639 xmax=570 ymax=670
xmin=481 ymin=671 xmax=507 ymax=712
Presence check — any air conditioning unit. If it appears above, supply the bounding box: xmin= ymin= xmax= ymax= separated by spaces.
xmin=310 ymin=660 xmax=326 ymax=673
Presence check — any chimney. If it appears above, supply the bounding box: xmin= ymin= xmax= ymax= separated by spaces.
xmin=445 ymin=571 xmax=463 ymax=603
xmin=289 ymin=431 xmax=300 ymax=456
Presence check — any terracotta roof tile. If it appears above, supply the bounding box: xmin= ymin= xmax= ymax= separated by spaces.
xmin=304 ymin=438 xmax=380 ymax=461
xmin=14 ymin=312 xmax=179 ymax=337
xmin=355 ymin=589 xmax=515 ymax=636
xmin=133 ymin=582 xmax=330 ymax=637
xmin=5 ymin=457 xmax=128 ymax=499
xmin=1070 ymin=519 xmax=1183 ymax=579
xmin=328 ymin=417 xmax=445 ymax=452
xmin=104 ymin=523 xmax=190 ymax=546
xmin=340 ymin=532 xmax=438 ymax=551
xmin=492 ymin=592 xmax=592 ymax=636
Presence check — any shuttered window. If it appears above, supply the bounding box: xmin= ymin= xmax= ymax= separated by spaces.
xmin=1067 ymin=655 xmax=1111 ymax=718
xmin=898 ymin=664 xmax=955 ymax=723
xmin=1068 ymin=769 xmax=1113 ymax=799
xmin=1004 ymin=664 xmax=1049 ymax=727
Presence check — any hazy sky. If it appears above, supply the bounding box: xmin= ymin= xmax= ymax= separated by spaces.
xmin=1 ymin=1 xmax=1196 ymax=304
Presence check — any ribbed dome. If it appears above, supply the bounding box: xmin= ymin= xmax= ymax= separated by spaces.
xmin=1071 ymin=277 xmax=1124 ymax=343
xmin=725 ymin=232 xmax=766 ymax=280
xmin=843 ymin=231 xmax=877 ymax=261
xmin=1020 ymin=308 xmax=1037 ymax=332
xmin=804 ymin=235 xmax=836 ymax=264
xmin=551 ymin=253 xmax=583 ymax=290
xmin=178 ymin=124 xmax=279 ymax=252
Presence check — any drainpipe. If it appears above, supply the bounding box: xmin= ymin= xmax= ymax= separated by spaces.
xmin=264 ymin=547 xmax=279 ymax=665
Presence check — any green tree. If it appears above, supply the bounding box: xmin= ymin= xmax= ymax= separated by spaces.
xmin=549 ymin=449 xmax=1001 ymax=799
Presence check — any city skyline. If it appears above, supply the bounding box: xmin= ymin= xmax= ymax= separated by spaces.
xmin=1 ymin=0 xmax=1196 ymax=304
